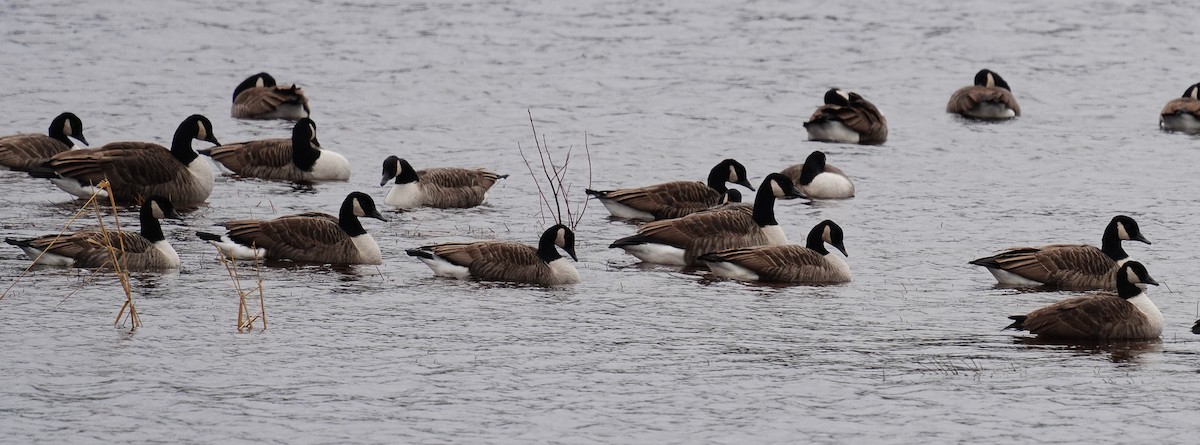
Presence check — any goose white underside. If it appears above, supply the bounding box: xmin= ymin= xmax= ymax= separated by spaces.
xmin=1160 ymin=114 xmax=1200 ymax=133
xmin=702 ymin=260 xmax=760 ymax=281
xmin=205 ymin=235 xmax=267 ymax=260
xmin=309 ymin=151 xmax=351 ymax=181
xmin=801 ymin=173 xmax=855 ymax=199
xmin=352 ymin=234 xmax=383 ymax=265
xmin=806 ymin=122 xmax=860 ymax=144
xmin=257 ymin=104 xmax=308 ymax=120
xmin=49 ymin=178 xmax=109 ymax=199
xmin=598 ymin=199 xmax=656 ymax=220
xmin=416 ymin=253 xmax=473 ymax=279
xmin=964 ymin=103 xmax=1016 ymax=120
xmin=154 ymin=240 xmax=182 ymax=268
xmin=384 ymin=183 xmax=422 ymax=208
xmin=1127 ymin=292 xmax=1164 ymax=334
xmin=546 ymin=257 xmax=582 ymax=284
xmin=17 ymin=246 xmax=75 ymax=266
xmin=619 ymin=243 xmax=689 ymax=266
xmin=984 ymin=267 xmax=1044 ymax=286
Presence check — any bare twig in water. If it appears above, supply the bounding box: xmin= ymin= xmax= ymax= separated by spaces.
xmin=520 ymin=110 xmax=593 ymax=228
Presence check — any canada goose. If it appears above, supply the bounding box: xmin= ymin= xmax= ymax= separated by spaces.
xmin=803 ymin=89 xmax=888 ymax=145
xmin=1005 ymin=261 xmax=1162 ymax=340
xmin=1159 ymin=82 xmax=1200 ymax=133
xmin=196 ymin=191 xmax=386 ymax=265
xmin=946 ymin=69 xmax=1021 ymax=120
xmin=199 ymin=118 xmax=349 ymax=182
xmin=231 ymin=72 xmax=310 ymax=120
xmin=30 ymin=114 xmax=220 ymax=205
xmin=5 ymin=196 xmax=182 ymax=270
xmin=0 ymin=112 xmax=89 ymax=171
xmin=584 ymin=158 xmax=756 ymax=220
xmin=969 ymin=215 xmax=1151 ymax=290
xmin=379 ymin=156 xmax=508 ymax=209
xmin=609 ymin=173 xmax=804 ymax=266
xmin=779 ymin=151 xmax=854 ymax=199
xmin=698 ymin=220 xmax=850 ymax=283
xmin=406 ymin=224 xmax=579 ymax=285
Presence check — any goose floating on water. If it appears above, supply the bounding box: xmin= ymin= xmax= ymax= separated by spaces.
xmin=31 ymin=114 xmax=219 ymax=205
xmin=231 ymin=72 xmax=310 ymax=120
xmin=380 ymin=155 xmax=507 ymax=209
xmin=5 ymin=196 xmax=181 ymax=270
xmin=803 ymin=88 xmax=888 ymax=145
xmin=407 ymin=224 xmax=580 ymax=286
xmin=1005 ymin=261 xmax=1162 ymax=341
xmin=201 ymin=118 xmax=349 ymax=182
xmin=0 ymin=112 xmax=88 ymax=171
xmin=585 ymin=158 xmax=755 ymax=221
xmin=946 ymin=69 xmax=1021 ymax=120
xmin=969 ymin=215 xmax=1150 ymax=290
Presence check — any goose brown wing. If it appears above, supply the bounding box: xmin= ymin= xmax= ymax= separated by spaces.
xmin=232 ymin=86 xmax=310 ymax=118
xmin=224 ymin=213 xmax=347 ymax=259
xmin=808 ymin=104 xmax=886 ymax=142
xmin=1160 ymin=98 xmax=1200 ymax=118
xmin=983 ymin=244 xmax=1117 ymax=289
xmin=47 ymin=142 xmax=180 ymax=187
xmin=779 ymin=164 xmax=803 ymax=184
xmin=428 ymin=241 xmax=547 ymax=281
xmin=947 ymin=86 xmax=1021 ymax=115
xmin=1021 ymin=295 xmax=1138 ymax=339
xmin=601 ymin=181 xmax=722 ymax=219
xmin=207 ymin=138 xmax=294 ymax=174
xmin=29 ymin=230 xmax=155 ymax=267
xmin=635 ymin=206 xmax=756 ymax=249
xmin=0 ymin=134 xmax=71 ymax=170
xmin=418 ymin=167 xmax=503 ymax=189
xmin=707 ymin=245 xmax=830 ymax=281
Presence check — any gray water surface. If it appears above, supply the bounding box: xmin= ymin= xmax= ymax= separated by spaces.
xmin=3 ymin=0 xmax=1200 ymax=443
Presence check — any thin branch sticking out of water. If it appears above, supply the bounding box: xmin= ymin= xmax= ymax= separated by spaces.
xmin=213 ymin=246 xmax=267 ymax=332
xmin=518 ymin=110 xmax=592 ymax=228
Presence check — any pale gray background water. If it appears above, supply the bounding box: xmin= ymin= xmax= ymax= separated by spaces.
xmin=3 ymin=0 xmax=1200 ymax=443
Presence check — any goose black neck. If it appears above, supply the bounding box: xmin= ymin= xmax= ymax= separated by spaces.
xmin=395 ymin=161 xmax=420 ymax=185
xmin=292 ymin=131 xmax=319 ymax=172
xmin=705 ymin=165 xmax=730 ymax=193
xmin=799 ymin=159 xmax=825 ymax=186
xmin=48 ymin=119 xmax=71 ymax=146
xmin=1100 ymin=223 xmax=1128 ymax=261
xmin=1116 ymin=276 xmax=1142 ymax=299
xmin=752 ymin=188 xmax=778 ymax=227
xmin=338 ymin=200 xmax=368 ymax=237
xmin=139 ymin=204 xmax=166 ymax=242
xmin=806 ymin=225 xmax=830 ymax=255
xmin=170 ymin=124 xmax=200 ymax=165
xmin=537 ymin=228 xmax=564 ymax=263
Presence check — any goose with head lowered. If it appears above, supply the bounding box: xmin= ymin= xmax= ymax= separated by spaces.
xmin=0 ymin=112 xmax=89 ymax=171
xmin=30 ymin=114 xmax=220 ymax=205
xmin=200 ymin=118 xmax=349 ymax=182
xmin=699 ymin=220 xmax=851 ymax=283
xmin=803 ymin=88 xmax=888 ymax=145
xmin=197 ymin=192 xmax=386 ymax=265
xmin=946 ymin=69 xmax=1021 ymax=120
xmin=969 ymin=215 xmax=1150 ymax=290
xmin=779 ymin=150 xmax=854 ymax=199
xmin=1005 ymin=261 xmax=1162 ymax=341
xmin=1159 ymin=82 xmax=1200 ymax=134
xmin=231 ymin=72 xmax=310 ymax=120
xmin=5 ymin=196 xmax=182 ymax=270
xmin=379 ymin=155 xmax=508 ymax=209
xmin=609 ymin=173 xmax=804 ymax=266
xmin=407 ymin=224 xmax=580 ymax=286
xmin=584 ymin=158 xmax=755 ymax=220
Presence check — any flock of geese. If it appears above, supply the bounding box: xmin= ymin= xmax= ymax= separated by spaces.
xmin=2 ymin=70 xmax=1200 ymax=341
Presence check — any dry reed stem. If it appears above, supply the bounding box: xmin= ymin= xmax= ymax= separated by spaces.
xmin=214 ymin=245 xmax=267 ymax=332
